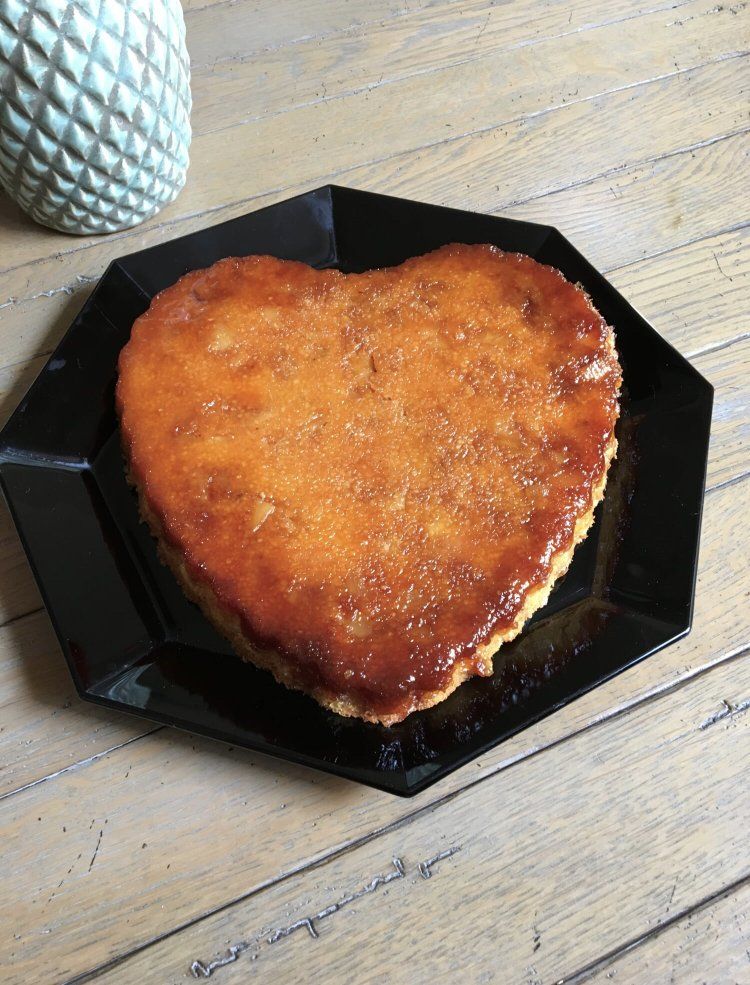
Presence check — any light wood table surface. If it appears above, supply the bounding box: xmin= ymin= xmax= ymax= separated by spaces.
xmin=2 ymin=2 xmax=749 ymax=982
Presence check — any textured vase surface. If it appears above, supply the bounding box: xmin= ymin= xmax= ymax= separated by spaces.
xmin=0 ymin=0 xmax=192 ymax=234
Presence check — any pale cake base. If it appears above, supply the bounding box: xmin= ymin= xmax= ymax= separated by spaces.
xmin=131 ymin=430 xmax=616 ymax=727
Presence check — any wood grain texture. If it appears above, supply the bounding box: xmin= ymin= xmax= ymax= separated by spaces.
xmin=0 ymin=507 xmax=40 ymax=626
xmin=0 ymin=0 xmax=744 ymax=274
xmin=180 ymin=0 xmax=226 ymax=11
xmin=349 ymin=54 xmax=749 ymax=224
xmin=0 ymin=48 xmax=745 ymax=346
xmin=608 ymin=224 xmax=750 ymax=359
xmin=93 ymin=0 xmax=750 ymax=235
xmin=696 ymin=336 xmax=750 ymax=490
xmin=0 ymin=613 xmax=146 ymax=798
xmin=2 ymin=47 xmax=746 ymax=305
xmin=500 ymin=133 xmax=749 ymax=271
xmin=93 ymin=651 xmax=750 ymax=985
xmin=580 ymin=877 xmax=750 ymax=984
xmin=187 ymin=0 xmax=688 ymax=133
xmin=1 ymin=476 xmax=748 ymax=983
xmin=0 ymin=268 xmax=746 ymax=794
xmin=0 ymin=355 xmax=47 ymax=439
xmin=185 ymin=0 xmax=437 ymax=67
xmin=0 ymin=55 xmax=746 ymax=406
xmin=2 ymin=0 xmax=747 ymax=979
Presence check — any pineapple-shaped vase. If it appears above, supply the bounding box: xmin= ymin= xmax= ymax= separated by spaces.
xmin=0 ymin=0 xmax=192 ymax=235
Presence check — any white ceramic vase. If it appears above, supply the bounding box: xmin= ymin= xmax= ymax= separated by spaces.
xmin=0 ymin=0 xmax=192 ymax=235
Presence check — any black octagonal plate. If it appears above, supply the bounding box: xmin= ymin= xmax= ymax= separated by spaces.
xmin=0 ymin=186 xmax=713 ymax=796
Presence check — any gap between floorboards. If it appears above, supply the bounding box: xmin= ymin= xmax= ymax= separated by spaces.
xmin=1 ymin=45 xmax=745 ymax=280
xmin=1 ymin=437 xmax=746 ymax=802
xmin=61 ymin=641 xmax=750 ymax=984
xmin=557 ymin=869 xmax=750 ymax=984
xmin=191 ymin=0 xmax=709 ymax=134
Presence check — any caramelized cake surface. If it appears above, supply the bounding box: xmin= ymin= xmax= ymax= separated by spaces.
xmin=117 ymin=244 xmax=621 ymax=724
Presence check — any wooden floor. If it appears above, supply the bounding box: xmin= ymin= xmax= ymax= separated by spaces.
xmin=1 ymin=1 xmax=749 ymax=982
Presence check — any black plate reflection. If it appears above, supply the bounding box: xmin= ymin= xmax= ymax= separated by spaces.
xmin=0 ymin=186 xmax=713 ymax=795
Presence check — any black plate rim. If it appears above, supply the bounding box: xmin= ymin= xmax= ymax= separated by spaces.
xmin=0 ymin=184 xmax=713 ymax=796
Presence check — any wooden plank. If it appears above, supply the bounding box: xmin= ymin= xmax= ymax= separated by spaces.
xmin=608 ymin=224 xmax=750 ymax=359
xmin=580 ymin=878 xmax=750 ymax=983
xmin=0 ymin=508 xmax=41 ymax=627
xmin=351 ymin=61 xmax=749 ymax=241
xmin=0 ymin=355 xmax=47 ymax=435
xmin=0 ymin=56 xmax=746 ymax=386
xmin=187 ymin=0 xmax=746 ymax=138
xmin=188 ymin=0 xmax=683 ymax=130
xmin=0 ymin=146 xmax=746 ymax=798
xmin=107 ymin=0 xmax=750 ymax=219
xmin=0 ymin=0 xmax=744 ymax=274
xmin=500 ymin=132 xmax=749 ymax=272
xmin=1 ymin=3 xmax=744 ymax=981
xmin=0 ymin=275 xmax=96 ymax=381
xmin=88 ymin=650 xmax=750 ymax=984
xmin=181 ymin=0 xmax=228 ymax=11
xmin=695 ymin=336 xmax=750 ymax=491
xmin=0 ymin=612 xmax=146 ymax=798
xmin=0 ymin=262 xmax=743 ymax=800
xmin=185 ymin=0 xmax=433 ymax=67
xmin=2 ymin=52 xmax=745 ymax=296
xmin=0 ymin=476 xmax=747 ymax=983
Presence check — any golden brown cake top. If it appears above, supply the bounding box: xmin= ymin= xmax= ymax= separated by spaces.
xmin=117 ymin=244 xmax=621 ymax=721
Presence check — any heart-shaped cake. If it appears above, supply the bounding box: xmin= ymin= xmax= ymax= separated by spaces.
xmin=117 ymin=244 xmax=621 ymax=725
